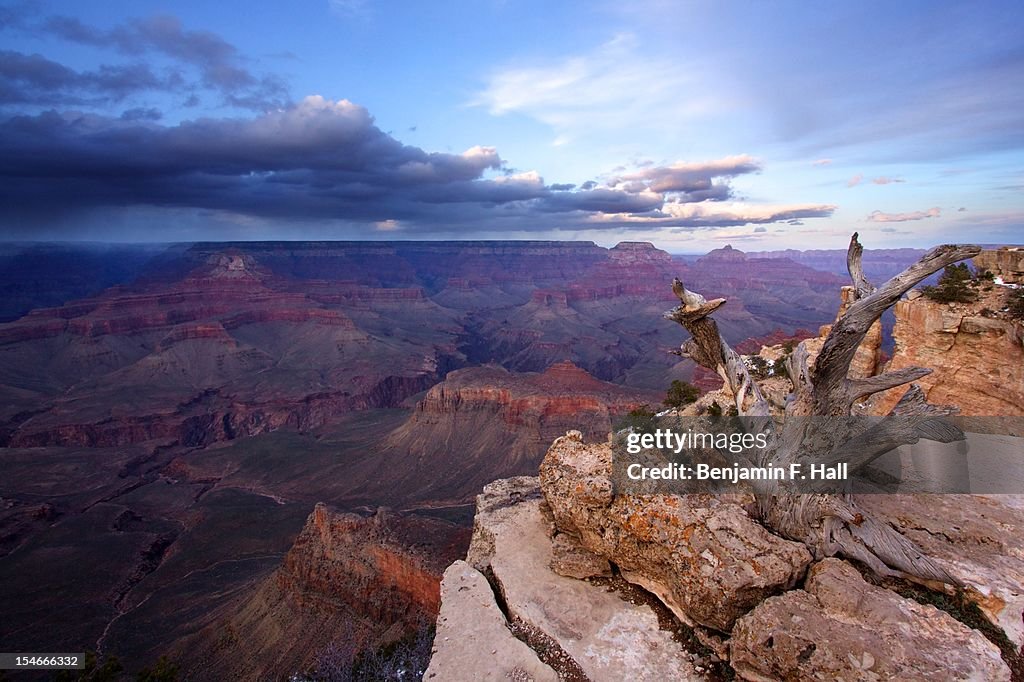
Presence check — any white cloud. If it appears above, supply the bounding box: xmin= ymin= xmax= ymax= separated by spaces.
xmin=606 ymin=155 xmax=759 ymax=199
xmin=582 ymin=200 xmax=835 ymax=227
xmin=867 ymin=207 xmax=940 ymax=222
xmin=471 ymin=34 xmax=728 ymax=139
xmin=494 ymin=170 xmax=544 ymax=187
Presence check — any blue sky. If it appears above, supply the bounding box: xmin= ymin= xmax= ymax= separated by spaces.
xmin=0 ymin=0 xmax=1021 ymax=251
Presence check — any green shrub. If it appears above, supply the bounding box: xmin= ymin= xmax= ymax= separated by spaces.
xmin=663 ymin=380 xmax=700 ymax=408
xmin=615 ymin=405 xmax=659 ymax=434
xmin=745 ymin=355 xmax=771 ymax=379
xmin=920 ymin=263 xmax=978 ymax=303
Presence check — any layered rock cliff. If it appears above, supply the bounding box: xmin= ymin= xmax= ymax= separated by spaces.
xmin=871 ymin=281 xmax=1024 ymax=416
xmin=179 ymin=503 xmax=469 ymax=680
xmin=974 ymin=247 xmax=1024 ymax=284
xmin=371 ymin=363 xmax=659 ymax=505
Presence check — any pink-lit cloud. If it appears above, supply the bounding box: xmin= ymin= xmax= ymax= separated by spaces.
xmin=867 ymin=207 xmax=940 ymax=222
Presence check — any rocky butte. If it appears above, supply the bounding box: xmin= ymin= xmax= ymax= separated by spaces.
xmin=870 ymin=248 xmax=1024 ymax=416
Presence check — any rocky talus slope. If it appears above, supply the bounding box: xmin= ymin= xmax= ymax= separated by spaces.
xmin=429 ymin=432 xmax=1019 ymax=680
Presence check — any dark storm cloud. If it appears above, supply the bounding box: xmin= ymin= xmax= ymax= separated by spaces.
xmin=0 ymin=97 xmax=834 ymax=235
xmin=0 ymin=12 xmax=289 ymax=111
xmin=44 ymin=14 xmax=289 ymax=109
xmin=0 ymin=97 xmax=504 ymax=221
xmin=535 ymin=188 xmax=663 ymax=214
xmin=0 ymin=50 xmax=174 ymax=104
xmin=548 ymin=183 xmax=575 ymax=191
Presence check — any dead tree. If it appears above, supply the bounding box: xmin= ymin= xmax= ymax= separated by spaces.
xmin=666 ymin=233 xmax=981 ymax=587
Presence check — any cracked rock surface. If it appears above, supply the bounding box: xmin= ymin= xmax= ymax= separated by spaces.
xmin=731 ymin=558 xmax=1011 ymax=681
xmin=466 ymin=476 xmax=705 ymax=681
xmin=424 ymin=560 xmax=558 ymax=682
xmin=539 ymin=432 xmax=812 ymax=632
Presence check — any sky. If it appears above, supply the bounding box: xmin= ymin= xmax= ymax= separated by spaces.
xmin=0 ymin=0 xmax=1021 ymax=251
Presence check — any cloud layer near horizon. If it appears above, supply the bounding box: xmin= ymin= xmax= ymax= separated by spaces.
xmin=0 ymin=95 xmax=834 ymax=235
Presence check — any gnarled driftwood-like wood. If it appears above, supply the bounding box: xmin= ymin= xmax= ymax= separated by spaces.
xmin=664 ymin=233 xmax=982 ymax=586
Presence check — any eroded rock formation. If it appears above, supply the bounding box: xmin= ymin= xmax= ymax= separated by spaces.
xmin=178 ymin=503 xmax=468 ymax=680
xmin=458 ymin=477 xmax=707 ymax=681
xmin=538 ymin=432 xmax=811 ymax=632
xmin=975 ymin=247 xmax=1024 ymax=284
xmin=871 ymin=285 xmax=1024 ymax=416
xmin=373 ymin=363 xmax=658 ymax=504
xmin=429 ymin=463 xmax=1017 ymax=680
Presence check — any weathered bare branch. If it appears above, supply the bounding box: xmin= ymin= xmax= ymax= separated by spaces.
xmin=846 ymin=232 xmax=875 ymax=299
xmin=812 ymin=241 xmax=981 ymax=415
xmin=665 ymin=292 xmax=771 ymax=417
xmin=663 ymin=235 xmax=978 ymax=588
xmin=847 ymin=366 xmax=932 ymax=401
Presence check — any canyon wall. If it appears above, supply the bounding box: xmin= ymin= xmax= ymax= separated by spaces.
xmin=871 ymin=286 xmax=1024 ymax=416
xmin=179 ymin=503 xmax=468 ymax=680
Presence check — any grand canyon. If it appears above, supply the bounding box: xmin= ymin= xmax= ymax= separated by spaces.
xmin=4 ymin=238 xmax=1021 ymax=680
xmin=2 ymin=3 xmax=1022 ymax=679
xmin=0 ymin=239 xmax=916 ymax=677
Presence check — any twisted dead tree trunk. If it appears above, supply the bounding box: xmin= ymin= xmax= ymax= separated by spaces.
xmin=666 ymin=233 xmax=981 ymax=587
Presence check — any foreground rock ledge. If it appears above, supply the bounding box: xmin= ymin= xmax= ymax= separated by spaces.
xmin=424 ymin=560 xmax=558 ymax=682
xmin=731 ymin=558 xmax=1011 ymax=681
xmin=538 ymin=432 xmax=812 ymax=632
xmin=466 ymin=476 xmax=704 ymax=681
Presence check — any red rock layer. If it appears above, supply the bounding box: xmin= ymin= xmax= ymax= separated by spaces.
xmin=178 ymin=503 xmax=469 ymax=681
xmin=375 ymin=363 xmax=660 ymax=504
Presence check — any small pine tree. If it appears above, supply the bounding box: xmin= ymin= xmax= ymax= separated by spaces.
xmin=706 ymin=400 xmax=723 ymax=417
xmin=663 ymin=380 xmax=700 ymax=408
xmin=921 ymin=263 xmax=977 ymax=303
xmin=745 ymin=355 xmax=771 ymax=379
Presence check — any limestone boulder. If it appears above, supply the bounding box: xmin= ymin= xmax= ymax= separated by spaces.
xmin=731 ymin=558 xmax=1010 ymax=681
xmin=864 ymin=493 xmax=1024 ymax=651
xmin=539 ymin=432 xmax=812 ymax=632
